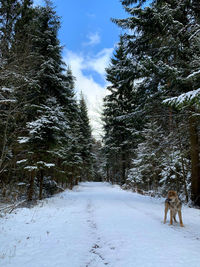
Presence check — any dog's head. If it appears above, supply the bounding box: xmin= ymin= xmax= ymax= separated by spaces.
xmin=167 ymin=190 xmax=178 ymax=200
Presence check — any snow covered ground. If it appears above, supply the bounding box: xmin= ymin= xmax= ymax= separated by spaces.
xmin=1 ymin=182 xmax=200 ymax=267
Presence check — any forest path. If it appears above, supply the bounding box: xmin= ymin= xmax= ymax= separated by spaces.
xmin=1 ymin=182 xmax=200 ymax=267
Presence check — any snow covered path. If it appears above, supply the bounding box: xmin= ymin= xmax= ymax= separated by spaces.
xmin=1 ymin=182 xmax=200 ymax=267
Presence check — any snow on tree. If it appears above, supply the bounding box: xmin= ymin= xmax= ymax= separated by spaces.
xmin=0 ymin=0 xmax=96 ymax=201
xmin=78 ymin=93 xmax=94 ymax=181
xmin=106 ymin=0 xmax=200 ymax=204
xmin=103 ymin=38 xmax=142 ymax=185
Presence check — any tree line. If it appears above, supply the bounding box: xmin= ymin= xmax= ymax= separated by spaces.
xmin=1 ymin=0 xmax=200 ymax=207
xmin=102 ymin=0 xmax=200 ymax=206
xmin=0 ymin=0 xmax=96 ymax=202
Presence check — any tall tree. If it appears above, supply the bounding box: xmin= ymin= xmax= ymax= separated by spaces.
xmin=103 ymin=38 xmax=142 ymax=185
xmin=0 ymin=0 xmax=33 ymax=186
xmin=0 ymin=0 xmax=20 ymax=59
xmin=110 ymin=0 xmax=200 ymax=203
xmin=78 ymin=93 xmax=94 ymax=181
xmin=17 ymin=2 xmax=82 ymax=200
xmin=0 ymin=0 xmax=88 ymax=201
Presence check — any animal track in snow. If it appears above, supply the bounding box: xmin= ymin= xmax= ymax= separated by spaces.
xmin=85 ymin=201 xmax=109 ymax=266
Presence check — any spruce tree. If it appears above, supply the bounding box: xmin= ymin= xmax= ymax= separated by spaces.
xmin=127 ymin=121 xmax=164 ymax=191
xmin=103 ymin=38 xmax=142 ymax=185
xmin=0 ymin=0 xmax=20 ymax=59
xmin=0 ymin=0 xmax=33 ymax=185
xmin=112 ymin=0 xmax=200 ymax=203
xmin=58 ymin=73 xmax=83 ymax=189
xmin=78 ymin=93 xmax=94 ymax=181
xmin=14 ymin=1 xmax=81 ymax=199
xmin=0 ymin=0 xmax=86 ymax=200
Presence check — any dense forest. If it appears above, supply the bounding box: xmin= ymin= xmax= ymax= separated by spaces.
xmin=1 ymin=0 xmax=200 ymax=207
xmin=0 ymin=0 xmax=96 ymax=202
xmin=103 ymin=0 xmax=200 ymax=206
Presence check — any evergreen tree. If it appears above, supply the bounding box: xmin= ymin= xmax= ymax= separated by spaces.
xmin=0 ymin=0 xmax=20 ymax=59
xmin=121 ymin=0 xmax=146 ymax=6
xmin=91 ymin=139 xmax=105 ymax=182
xmin=78 ymin=93 xmax=94 ymax=181
xmin=16 ymin=2 xmax=83 ymax=199
xmin=0 ymin=0 xmax=92 ymax=202
xmin=127 ymin=120 xmax=190 ymax=200
xmin=128 ymin=121 xmax=164 ymax=191
xmin=103 ymin=38 xmax=142 ymax=185
xmin=0 ymin=0 xmax=33 ymax=185
xmin=0 ymin=0 xmax=87 ymax=200
xmin=112 ymin=0 xmax=200 ymax=204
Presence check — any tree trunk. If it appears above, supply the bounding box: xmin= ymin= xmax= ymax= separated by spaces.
xmin=69 ymin=176 xmax=73 ymax=190
xmin=39 ymin=169 xmax=44 ymax=200
xmin=74 ymin=178 xmax=78 ymax=186
xmin=121 ymin=153 xmax=126 ymax=185
xmin=189 ymin=113 xmax=200 ymax=206
xmin=69 ymin=167 xmax=73 ymax=190
xmin=180 ymin=155 xmax=189 ymax=203
xmin=27 ymin=170 xmax=35 ymax=201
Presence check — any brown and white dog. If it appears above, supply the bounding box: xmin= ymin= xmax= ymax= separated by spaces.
xmin=164 ymin=190 xmax=184 ymax=227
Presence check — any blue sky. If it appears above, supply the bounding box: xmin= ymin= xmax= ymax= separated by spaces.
xmin=34 ymin=0 xmax=128 ymax=138
xmin=54 ymin=0 xmax=127 ymax=87
xmin=55 ymin=0 xmax=126 ymax=55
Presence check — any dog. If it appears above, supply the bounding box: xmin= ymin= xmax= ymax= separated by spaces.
xmin=164 ymin=190 xmax=184 ymax=227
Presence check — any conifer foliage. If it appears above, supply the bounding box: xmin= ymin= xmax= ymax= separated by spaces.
xmin=78 ymin=93 xmax=94 ymax=181
xmin=0 ymin=0 xmax=94 ymax=201
xmin=103 ymin=0 xmax=200 ymax=205
xmin=103 ymin=38 xmax=142 ymax=185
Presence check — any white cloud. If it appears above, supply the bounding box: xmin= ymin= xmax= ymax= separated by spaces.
xmin=86 ymin=48 xmax=113 ymax=76
xmin=63 ymin=48 xmax=113 ymax=139
xmin=83 ymin=32 xmax=101 ymax=46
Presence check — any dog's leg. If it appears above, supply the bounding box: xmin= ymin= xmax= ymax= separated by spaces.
xmin=170 ymin=210 xmax=173 ymax=225
xmin=173 ymin=214 xmax=177 ymax=223
xmin=178 ymin=210 xmax=184 ymax=227
xmin=164 ymin=204 xmax=168 ymax=224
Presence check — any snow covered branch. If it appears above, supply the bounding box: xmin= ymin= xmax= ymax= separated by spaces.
xmin=163 ymin=88 xmax=200 ymax=108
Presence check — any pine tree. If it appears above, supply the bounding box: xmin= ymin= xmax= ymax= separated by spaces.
xmin=19 ymin=2 xmax=83 ymax=199
xmin=113 ymin=0 xmax=200 ymax=204
xmin=78 ymin=93 xmax=94 ymax=181
xmin=7 ymin=1 xmax=82 ymax=199
xmin=127 ymin=121 xmax=164 ymax=192
xmin=0 ymin=0 xmax=20 ymax=59
xmin=103 ymin=38 xmax=142 ymax=185
xmin=91 ymin=139 xmax=105 ymax=182
xmin=127 ymin=120 xmax=190 ymax=198
xmin=0 ymin=0 xmax=86 ymax=201
xmin=121 ymin=0 xmax=147 ymax=6
xmin=0 ymin=0 xmax=32 ymax=185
